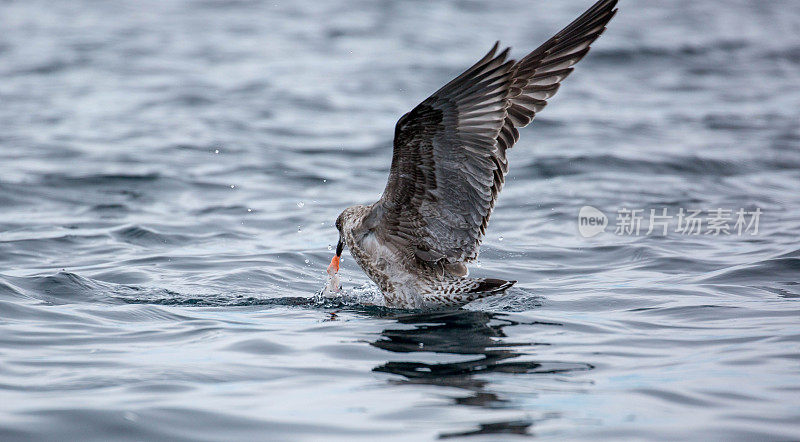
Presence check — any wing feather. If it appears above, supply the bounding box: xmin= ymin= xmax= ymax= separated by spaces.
xmin=376 ymin=0 xmax=618 ymax=266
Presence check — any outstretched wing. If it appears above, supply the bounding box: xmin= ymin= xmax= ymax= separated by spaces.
xmin=376 ymin=0 xmax=618 ymax=265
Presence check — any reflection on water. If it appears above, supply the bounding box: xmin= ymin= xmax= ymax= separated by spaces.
xmin=370 ymin=309 xmax=592 ymax=438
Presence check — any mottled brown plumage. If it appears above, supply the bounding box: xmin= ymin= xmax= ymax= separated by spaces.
xmin=332 ymin=0 xmax=618 ymax=309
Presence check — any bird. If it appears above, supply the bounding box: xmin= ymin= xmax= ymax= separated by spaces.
xmin=327 ymin=0 xmax=618 ymax=309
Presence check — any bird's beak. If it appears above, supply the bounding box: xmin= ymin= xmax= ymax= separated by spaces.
xmin=328 ymin=239 xmax=343 ymax=274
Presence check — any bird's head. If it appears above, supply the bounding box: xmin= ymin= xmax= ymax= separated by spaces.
xmin=328 ymin=205 xmax=366 ymax=274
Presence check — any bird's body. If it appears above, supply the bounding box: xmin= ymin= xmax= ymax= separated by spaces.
xmin=328 ymin=0 xmax=618 ymax=309
xmin=337 ymin=204 xmax=513 ymax=308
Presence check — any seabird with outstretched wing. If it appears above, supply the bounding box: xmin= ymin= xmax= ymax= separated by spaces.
xmin=327 ymin=0 xmax=618 ymax=308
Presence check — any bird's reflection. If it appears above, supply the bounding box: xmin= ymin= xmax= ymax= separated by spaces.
xmin=371 ymin=310 xmax=531 ymax=398
xmin=366 ymin=309 xmax=592 ymax=438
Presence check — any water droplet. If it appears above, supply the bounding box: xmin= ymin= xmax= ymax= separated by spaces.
xmin=498 ymin=235 xmax=504 ymax=241
xmin=214 ymin=149 xmax=219 ymax=154
xmin=476 ymin=261 xmax=482 ymax=268
xmin=327 ymin=244 xmax=333 ymax=251
xmin=304 ymin=259 xmax=310 ymax=264
xmin=247 ymin=208 xmax=252 ymax=212
xmin=323 ymin=179 xmax=327 ymax=183
xmin=230 ymin=184 xmax=235 ymax=189
xmin=297 ymin=201 xmax=305 ymax=208
xmin=297 ymin=226 xmax=302 ymax=232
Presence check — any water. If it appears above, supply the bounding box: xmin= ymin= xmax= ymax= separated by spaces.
xmin=1 ymin=0 xmax=799 ymax=439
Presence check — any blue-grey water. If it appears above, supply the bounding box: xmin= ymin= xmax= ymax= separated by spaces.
xmin=1 ymin=0 xmax=799 ymax=440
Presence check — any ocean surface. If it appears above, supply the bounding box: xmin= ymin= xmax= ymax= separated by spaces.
xmin=1 ymin=0 xmax=799 ymax=440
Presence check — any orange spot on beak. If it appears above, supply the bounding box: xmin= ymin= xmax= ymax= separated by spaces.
xmin=327 ymin=255 xmax=340 ymax=274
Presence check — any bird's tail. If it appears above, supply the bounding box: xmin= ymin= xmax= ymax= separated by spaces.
xmin=426 ymin=277 xmax=516 ymax=306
